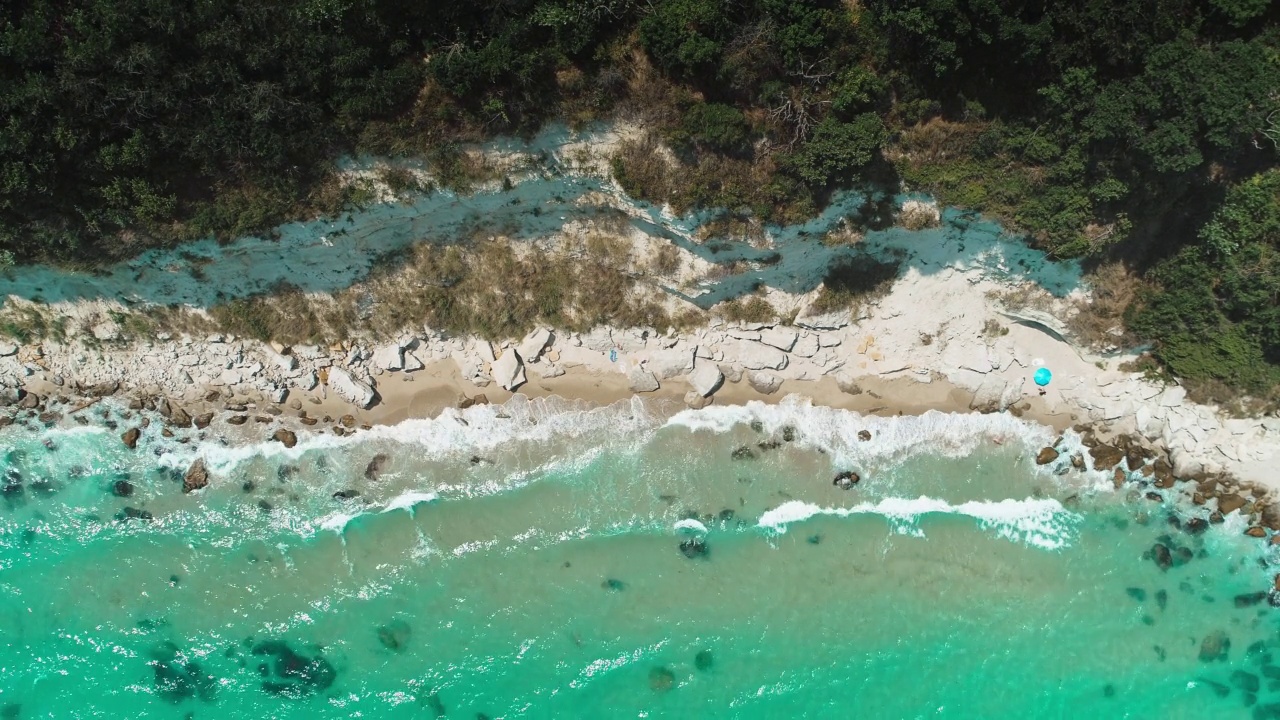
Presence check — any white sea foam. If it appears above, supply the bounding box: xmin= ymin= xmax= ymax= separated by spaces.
xmin=319 ymin=511 xmax=360 ymax=534
xmin=381 ymin=491 xmax=438 ymax=514
xmin=667 ymin=397 xmax=1055 ymax=467
xmin=673 ymin=518 xmax=708 ymax=535
xmin=758 ymin=496 xmax=1077 ymax=550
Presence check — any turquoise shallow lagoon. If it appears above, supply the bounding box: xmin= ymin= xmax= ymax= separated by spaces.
xmin=0 ymin=397 xmax=1276 ymax=718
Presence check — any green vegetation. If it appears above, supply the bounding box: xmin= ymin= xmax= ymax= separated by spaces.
xmin=2 ymin=0 xmax=1280 ymax=396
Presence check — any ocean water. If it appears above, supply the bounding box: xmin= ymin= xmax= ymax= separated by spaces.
xmin=0 ymin=397 xmax=1276 ymax=719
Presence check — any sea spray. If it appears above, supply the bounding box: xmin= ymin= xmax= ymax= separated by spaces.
xmin=757 ymin=496 xmax=1079 ymax=550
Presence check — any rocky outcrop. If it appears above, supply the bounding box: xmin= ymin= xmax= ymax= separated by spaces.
xmin=1035 ymin=447 xmax=1059 ymax=465
xmin=748 ymin=371 xmax=782 ymax=395
xmin=183 ymin=459 xmax=209 ymax=493
xmin=688 ymin=363 xmax=723 ymax=397
xmin=328 ymin=367 xmax=377 ymax=408
xmin=272 ymin=429 xmax=297 ymax=448
xmin=628 ymin=367 xmax=660 ymax=393
xmin=121 ymin=427 xmax=140 ymax=449
xmin=517 ymin=328 xmax=552 ymax=362
xmin=491 ymin=349 xmax=526 ymax=391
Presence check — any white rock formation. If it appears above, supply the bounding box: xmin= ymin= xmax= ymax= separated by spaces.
xmin=517 ymin=328 xmax=553 ymax=362
xmin=491 ymin=349 xmax=526 ymax=391
xmin=688 ymin=363 xmax=724 ymax=397
xmin=328 ymin=367 xmax=377 ymax=408
xmin=628 ymin=367 xmax=660 ymax=393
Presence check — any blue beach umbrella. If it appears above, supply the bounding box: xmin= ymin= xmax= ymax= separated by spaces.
xmin=1033 ymin=367 xmax=1053 ymax=387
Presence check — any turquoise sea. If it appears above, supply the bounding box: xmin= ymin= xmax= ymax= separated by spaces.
xmin=0 ymin=396 xmax=1276 ymax=719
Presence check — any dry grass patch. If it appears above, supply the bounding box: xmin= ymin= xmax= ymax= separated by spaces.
xmin=1068 ymin=262 xmax=1140 ymax=348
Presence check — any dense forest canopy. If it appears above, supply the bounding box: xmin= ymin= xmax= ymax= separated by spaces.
xmin=2 ymin=0 xmax=1280 ymax=398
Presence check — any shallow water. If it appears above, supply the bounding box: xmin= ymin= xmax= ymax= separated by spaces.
xmin=0 ymin=398 xmax=1276 ymax=718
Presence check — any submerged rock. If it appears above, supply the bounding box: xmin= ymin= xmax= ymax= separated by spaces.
xmin=1155 ymin=589 xmax=1168 ymax=611
xmin=679 ymin=538 xmax=709 ymax=559
xmin=694 ymin=649 xmax=714 ymax=671
xmin=112 ymin=479 xmax=134 ymax=497
xmin=376 ymin=620 xmax=412 ymax=652
xmin=424 ymin=691 xmax=447 ymax=718
xmin=602 ymin=578 xmax=627 ymax=592
xmin=1151 ymin=543 xmax=1173 ymax=570
xmin=1125 ymin=587 xmax=1146 ymax=602
xmin=364 ymin=454 xmax=389 ymax=480
xmin=1234 ymin=670 xmax=1263 ymax=693
xmin=649 ymin=666 xmax=676 ymax=692
xmin=1200 ymin=631 xmax=1231 ymax=663
xmin=730 ymin=446 xmax=756 ymax=461
xmin=1235 ymin=592 xmax=1268 ymax=608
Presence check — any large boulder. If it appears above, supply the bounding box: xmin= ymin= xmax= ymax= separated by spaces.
xmin=688 ymin=363 xmax=724 ymax=397
xmin=183 ymin=459 xmax=209 ymax=493
xmin=1088 ymin=444 xmax=1125 ymax=470
xmin=1199 ymin=631 xmax=1230 ymax=663
xmin=491 ymin=349 xmax=527 ymax=391
xmin=517 ymin=328 xmax=553 ymax=363
xmin=758 ymin=327 xmax=798 ymax=352
xmin=122 ymin=427 xmax=141 ymax=449
xmin=748 ymin=371 xmax=782 ymax=395
xmin=272 ymin=429 xmax=298 ymax=448
xmin=1035 ymin=447 xmax=1059 ymax=465
xmin=371 ymin=344 xmax=404 ymax=371
xmin=328 ymin=367 xmax=377 ymax=408
xmin=628 ymin=367 xmax=660 ymax=393
xmin=734 ymin=340 xmax=789 ymax=370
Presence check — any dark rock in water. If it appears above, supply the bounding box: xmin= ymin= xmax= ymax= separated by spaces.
xmin=749 ymin=420 xmax=764 ymax=433
xmin=695 ymin=649 xmax=714 ymax=671
xmin=717 ymin=509 xmax=735 ymax=522
xmin=122 ymin=427 xmax=141 ymax=449
xmin=332 ymin=489 xmax=359 ymax=500
xmin=1247 ymin=641 xmax=1268 ymax=658
xmin=857 ymin=429 xmax=872 ymax=442
xmin=1185 ymin=518 xmax=1209 ymax=535
xmin=1089 ymin=444 xmax=1124 ymax=469
xmin=782 ymin=426 xmax=796 ymax=442
xmin=1200 ymin=631 xmax=1231 ymax=662
xmin=1034 ymin=447 xmax=1059 ymax=465
xmin=1125 ymin=587 xmax=1146 ymax=602
xmin=1254 ymin=702 xmax=1280 ymax=719
xmin=807 ymin=534 xmax=822 ymax=545
xmin=1 ymin=704 xmax=19 ymax=719
xmin=257 ymin=500 xmax=273 ymax=513
xmin=261 ymin=681 xmax=304 ymax=698
xmin=257 ymin=663 xmax=270 ymax=676
xmin=1210 ymin=510 xmax=1225 ymax=524
xmin=194 ymin=412 xmax=214 ymax=429
xmin=377 ymin=620 xmax=412 ymax=652
xmin=169 ymin=574 xmax=181 ymax=586
xmin=117 ymin=506 xmax=154 ymax=522
xmin=424 ymin=692 xmax=446 ymax=718
xmin=756 ymin=440 xmax=782 ymax=452
xmin=1180 ymin=581 xmax=1196 ymax=594
xmin=1197 ymin=678 xmax=1230 ymax=697
xmin=1166 ymin=515 xmax=1181 ymax=530
xmin=602 ymin=578 xmax=626 ymax=592
xmin=152 ymin=660 xmax=195 ymax=702
xmin=1245 ymin=693 xmax=1258 ymax=708
xmin=271 ymin=429 xmax=297 ymax=448
xmin=649 ymin=666 xmax=676 ymax=692
xmin=832 ymin=471 xmax=859 ymax=490
xmin=1141 ymin=614 xmax=1155 ymax=626
xmin=364 ymin=454 xmax=389 ymax=480
xmin=1155 ymin=589 xmax=1168 ymax=611
xmin=1102 ymin=683 xmax=1115 ymax=697
xmin=1262 ymin=665 xmax=1280 ymax=680
xmin=1173 ymin=546 xmax=1194 ymax=566
xmin=242 ymin=480 xmax=257 ymax=493
xmin=112 ymin=479 xmax=134 ymax=497
xmin=1235 ymin=592 xmax=1268 ymax=608
xmin=679 ymin=538 xmax=709 ymax=559
xmin=1151 ymin=543 xmax=1173 ymax=570
xmin=730 ymin=446 xmax=756 ymax=461
xmin=182 ymin=460 xmax=208 ymax=493
xmin=1153 ymin=645 xmax=1166 ymax=661
xmin=184 ymin=661 xmax=217 ymax=702
xmin=1234 ymin=670 xmax=1263 ymax=693
xmin=1247 ymin=526 xmax=1268 ymax=538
